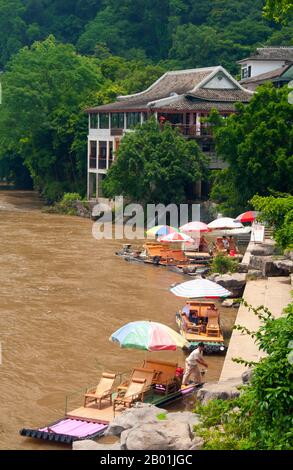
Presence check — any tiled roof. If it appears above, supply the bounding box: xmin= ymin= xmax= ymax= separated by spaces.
xmin=87 ymin=67 xmax=218 ymax=112
xmin=240 ymin=65 xmax=292 ymax=84
xmin=186 ymin=88 xmax=252 ymax=102
xmin=238 ymin=47 xmax=293 ymax=63
xmin=117 ymin=67 xmax=217 ymax=101
xmin=150 ymin=95 xmax=244 ymax=112
xmin=86 ymin=66 xmax=253 ymax=113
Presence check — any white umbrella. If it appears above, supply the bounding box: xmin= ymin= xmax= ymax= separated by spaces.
xmin=170 ymin=278 xmax=231 ymax=299
xmin=208 ymin=217 xmax=243 ymax=230
xmin=180 ymin=221 xmax=209 ymax=232
xmin=159 ymin=232 xmax=194 ymax=243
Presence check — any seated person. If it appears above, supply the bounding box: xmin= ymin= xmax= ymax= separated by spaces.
xmin=222 ymin=236 xmax=230 ymax=252
xmin=228 ymin=236 xmax=237 ymax=254
xmin=199 ymin=236 xmax=209 ymax=252
xmin=188 ymin=309 xmax=199 ymax=324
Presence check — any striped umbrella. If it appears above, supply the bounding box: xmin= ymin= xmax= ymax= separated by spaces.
xmin=110 ymin=321 xmax=188 ymax=351
xmin=170 ymin=279 xmax=231 ymax=299
xmin=235 ymin=211 xmax=258 ymax=223
xmin=146 ymin=225 xmax=179 ymax=237
xmin=180 ymin=221 xmax=209 ymax=232
xmin=159 ymin=232 xmax=194 ymax=243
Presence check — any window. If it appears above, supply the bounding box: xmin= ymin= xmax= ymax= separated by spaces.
xmin=126 ymin=112 xmax=141 ymax=128
xmin=98 ymin=141 xmax=107 ymax=169
xmin=109 ymin=141 xmax=114 ymax=167
xmin=89 ymin=114 xmax=98 ymax=129
xmin=142 ymin=112 xmax=148 ymax=122
xmin=89 ymin=141 xmax=97 ymax=168
xmin=111 ymin=113 xmax=124 ymax=129
xmin=241 ymin=66 xmax=251 ymax=79
xmin=99 ymin=113 xmax=109 ymax=129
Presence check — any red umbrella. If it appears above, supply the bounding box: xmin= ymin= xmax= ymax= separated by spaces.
xmin=235 ymin=211 xmax=258 ymax=223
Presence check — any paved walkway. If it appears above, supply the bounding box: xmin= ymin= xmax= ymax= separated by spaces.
xmin=220 ymin=277 xmax=292 ymax=381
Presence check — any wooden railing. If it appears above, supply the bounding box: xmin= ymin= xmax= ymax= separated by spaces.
xmin=169 ymin=124 xmax=213 ymax=137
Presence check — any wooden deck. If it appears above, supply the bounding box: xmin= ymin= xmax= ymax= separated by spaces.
xmin=184 ymin=332 xmax=224 ymax=342
xmin=66 ymin=403 xmax=116 ymax=424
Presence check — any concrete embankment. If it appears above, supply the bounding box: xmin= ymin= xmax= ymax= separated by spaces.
xmin=220 ymin=276 xmax=292 ymax=381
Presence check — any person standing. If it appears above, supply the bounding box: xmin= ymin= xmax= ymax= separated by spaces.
xmin=182 ymin=342 xmax=208 ymax=385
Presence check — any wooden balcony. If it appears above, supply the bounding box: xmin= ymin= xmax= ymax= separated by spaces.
xmin=169 ymin=124 xmax=213 ymax=138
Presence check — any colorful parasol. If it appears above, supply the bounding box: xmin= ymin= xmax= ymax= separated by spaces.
xmin=235 ymin=211 xmax=258 ymax=223
xmin=110 ymin=321 xmax=188 ymax=351
xmin=146 ymin=225 xmax=179 ymax=237
xmin=170 ymin=278 xmax=231 ymax=299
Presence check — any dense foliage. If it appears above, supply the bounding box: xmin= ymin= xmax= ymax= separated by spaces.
xmin=0 ymin=37 xmax=102 ymax=200
xmin=0 ymin=0 xmax=292 ymax=71
xmin=195 ymin=301 xmax=293 ymax=450
xmin=211 ymin=85 xmax=293 ymax=215
xmin=264 ymin=0 xmax=293 ymax=23
xmin=251 ymin=194 xmax=293 ymax=249
xmin=103 ymin=119 xmax=207 ymax=205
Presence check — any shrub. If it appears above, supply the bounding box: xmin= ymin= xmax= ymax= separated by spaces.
xmin=211 ymin=254 xmax=238 ymax=274
xmin=194 ymin=301 xmax=293 ymax=450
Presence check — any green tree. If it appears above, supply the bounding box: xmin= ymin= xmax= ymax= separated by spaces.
xmin=210 ymin=85 xmax=293 ymax=215
xmin=251 ymin=194 xmax=293 ymax=250
xmin=263 ymin=0 xmax=293 ymax=24
xmin=0 ymin=36 xmax=103 ymax=200
xmin=0 ymin=0 xmax=26 ymax=68
xmin=103 ymin=118 xmax=207 ymax=205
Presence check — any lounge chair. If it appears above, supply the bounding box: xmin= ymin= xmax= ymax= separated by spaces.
xmin=181 ymin=313 xmax=201 ymax=335
xmin=206 ymin=312 xmax=221 ymax=337
xmin=117 ymin=368 xmax=156 ymax=393
xmin=84 ymin=372 xmax=116 ymax=408
xmin=142 ymin=359 xmax=180 ymax=394
xmin=113 ymin=377 xmax=147 ymax=412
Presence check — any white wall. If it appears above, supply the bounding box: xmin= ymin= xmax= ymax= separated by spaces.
xmin=241 ymin=60 xmax=286 ymax=78
xmin=203 ymin=74 xmax=236 ymax=89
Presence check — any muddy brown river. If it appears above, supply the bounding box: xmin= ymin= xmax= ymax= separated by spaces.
xmin=0 ymin=190 xmax=237 ymax=450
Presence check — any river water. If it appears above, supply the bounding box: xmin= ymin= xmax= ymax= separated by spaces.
xmin=0 ymin=190 xmax=237 ymax=450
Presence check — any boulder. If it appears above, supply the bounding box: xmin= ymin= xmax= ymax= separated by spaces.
xmin=222 ymin=299 xmax=234 ymax=308
xmin=75 ymin=201 xmax=91 ymax=218
xmin=196 ymin=377 xmax=242 ymax=405
xmin=73 ymin=440 xmax=121 ymax=451
xmin=120 ymin=421 xmax=195 ymax=450
xmin=166 ymin=411 xmax=200 ymax=430
xmin=237 ymin=263 xmax=249 ymax=273
xmin=242 ymin=368 xmax=253 ymax=384
xmin=182 ymin=265 xmax=198 ymax=275
xmin=249 ymin=255 xmax=293 ymax=277
xmin=273 ymin=259 xmax=293 ymax=276
xmin=105 ymin=403 xmax=166 ymax=436
xmin=250 ymin=243 xmax=275 ymax=256
xmin=247 ymin=269 xmax=264 ymax=279
xmin=208 ymin=273 xmax=246 ymax=297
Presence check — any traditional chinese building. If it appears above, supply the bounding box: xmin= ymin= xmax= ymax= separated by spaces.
xmin=86 ymin=66 xmax=253 ymax=200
